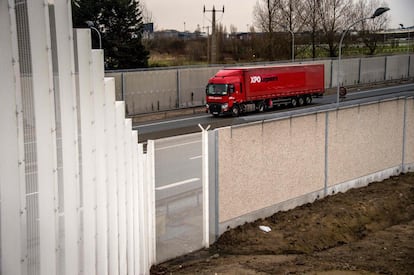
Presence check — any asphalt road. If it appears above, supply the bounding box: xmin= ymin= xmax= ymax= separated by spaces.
xmin=133 ymin=82 xmax=414 ymax=143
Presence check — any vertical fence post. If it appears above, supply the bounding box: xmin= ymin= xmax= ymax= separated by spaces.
xmin=131 ymin=132 xmax=140 ymax=274
xmin=402 ymin=98 xmax=407 ymax=172
xmin=125 ymin=119 xmax=135 ymax=275
xmin=146 ymin=140 xmax=157 ymax=265
xmin=0 ymin=2 xmax=26 ymax=274
xmin=115 ymin=101 xmax=127 ymax=275
xmin=92 ymin=49 xmax=108 ymax=275
xmin=27 ymin=1 xmax=59 ymax=274
xmin=74 ymin=28 xmax=97 ymax=275
xmin=176 ymin=69 xmax=181 ymax=108
xmin=104 ymin=79 xmax=119 ymax=275
xmin=324 ymin=112 xmax=329 ymax=196
xmin=50 ymin=1 xmax=82 ymax=273
xmin=137 ymin=143 xmax=148 ymax=273
xmin=198 ymin=124 xmax=211 ymax=247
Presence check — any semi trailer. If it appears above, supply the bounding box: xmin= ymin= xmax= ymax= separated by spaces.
xmin=205 ymin=63 xmax=325 ymax=116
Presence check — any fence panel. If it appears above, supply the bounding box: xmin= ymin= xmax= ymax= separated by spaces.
xmin=0 ymin=2 xmax=26 ymax=274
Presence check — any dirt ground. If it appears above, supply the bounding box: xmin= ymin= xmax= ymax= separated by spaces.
xmin=151 ymin=172 xmax=414 ymax=274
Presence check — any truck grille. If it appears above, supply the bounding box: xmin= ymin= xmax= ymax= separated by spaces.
xmin=209 ymin=103 xmax=222 ymax=113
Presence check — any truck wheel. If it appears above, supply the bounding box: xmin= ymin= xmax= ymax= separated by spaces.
xmin=290 ymin=98 xmax=298 ymax=108
xmin=231 ymin=105 xmax=240 ymax=117
xmin=258 ymin=102 xmax=265 ymax=112
xmin=298 ymin=97 xmax=305 ymax=106
xmin=305 ymin=95 xmax=312 ymax=105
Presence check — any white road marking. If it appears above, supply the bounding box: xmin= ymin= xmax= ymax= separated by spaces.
xmin=155 ymin=140 xmax=201 ymax=150
xmin=189 ymin=155 xmax=202 ymax=160
xmin=156 ymin=178 xmax=200 ymax=191
xmin=132 ymin=114 xmax=210 ymax=129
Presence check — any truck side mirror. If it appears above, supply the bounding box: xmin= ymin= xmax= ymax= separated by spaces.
xmin=228 ymin=84 xmax=235 ymax=93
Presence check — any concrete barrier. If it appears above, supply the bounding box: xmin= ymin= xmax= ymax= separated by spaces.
xmin=386 ymin=55 xmax=409 ymax=80
xmin=360 ymin=56 xmax=386 ymax=83
xmin=332 ymin=58 xmax=360 ymax=86
xmin=218 ymin=113 xmax=326 ymax=223
xmin=216 ymin=97 xmax=413 ymax=233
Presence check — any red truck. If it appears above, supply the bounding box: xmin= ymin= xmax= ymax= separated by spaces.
xmin=205 ymin=63 xmax=324 ymax=116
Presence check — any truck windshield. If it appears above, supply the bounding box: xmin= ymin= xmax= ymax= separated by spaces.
xmin=206 ymin=84 xmax=228 ymax=96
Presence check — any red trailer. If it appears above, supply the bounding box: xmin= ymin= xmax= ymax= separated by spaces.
xmin=205 ymin=63 xmax=325 ymax=116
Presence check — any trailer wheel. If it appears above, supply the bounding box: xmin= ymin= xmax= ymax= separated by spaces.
xmin=305 ymin=95 xmax=312 ymax=105
xmin=290 ymin=98 xmax=298 ymax=108
xmin=231 ymin=105 xmax=240 ymax=117
xmin=258 ymin=102 xmax=265 ymax=112
xmin=298 ymin=97 xmax=305 ymax=106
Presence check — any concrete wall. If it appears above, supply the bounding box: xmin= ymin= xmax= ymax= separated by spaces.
xmin=405 ymin=97 xmax=414 ymax=170
xmin=178 ymin=67 xmax=220 ymax=107
xmin=218 ymin=114 xmax=326 ymax=222
xmin=125 ymin=69 xmax=178 ymax=113
xmin=327 ymin=100 xmax=404 ymax=187
xmin=332 ymin=58 xmax=360 ymax=86
xmin=360 ymin=56 xmax=386 ymax=83
xmin=217 ymin=97 xmax=413 ymax=229
xmin=386 ymin=55 xmax=410 ymax=80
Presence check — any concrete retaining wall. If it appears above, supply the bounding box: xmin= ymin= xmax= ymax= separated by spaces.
xmin=332 ymin=58 xmax=360 ymax=86
xmin=386 ymin=55 xmax=410 ymax=80
xmin=360 ymin=56 xmax=386 ymax=83
xmin=216 ymin=97 xmax=413 ymax=232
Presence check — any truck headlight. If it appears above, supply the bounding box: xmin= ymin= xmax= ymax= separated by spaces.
xmin=206 ymin=104 xmax=209 ymax=109
xmin=222 ymin=103 xmax=228 ymax=110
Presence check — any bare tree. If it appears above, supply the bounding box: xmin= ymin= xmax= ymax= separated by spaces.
xmin=318 ymin=0 xmax=354 ymax=57
xmin=139 ymin=1 xmax=154 ymax=25
xmin=303 ymin=0 xmax=322 ymax=58
xmin=354 ymin=0 xmax=389 ymax=55
xmin=253 ymin=0 xmax=279 ymax=59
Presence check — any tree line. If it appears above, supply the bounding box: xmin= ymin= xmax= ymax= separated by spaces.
xmin=71 ymin=0 xmax=389 ymax=69
xmin=253 ymin=0 xmax=389 ymax=59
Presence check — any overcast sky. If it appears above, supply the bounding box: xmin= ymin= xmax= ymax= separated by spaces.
xmin=143 ymin=0 xmax=414 ymax=32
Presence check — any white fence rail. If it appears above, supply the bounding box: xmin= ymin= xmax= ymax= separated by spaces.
xmin=0 ymin=1 xmax=155 ymax=274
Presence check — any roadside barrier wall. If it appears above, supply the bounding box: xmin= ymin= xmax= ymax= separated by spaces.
xmin=107 ymin=54 xmax=414 ymax=115
xmin=216 ymin=97 xmax=414 ymax=232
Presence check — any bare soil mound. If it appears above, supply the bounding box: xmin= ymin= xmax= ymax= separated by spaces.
xmin=151 ymin=173 xmax=414 ymax=274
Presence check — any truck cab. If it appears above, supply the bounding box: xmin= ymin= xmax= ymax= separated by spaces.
xmin=205 ymin=70 xmax=243 ymax=117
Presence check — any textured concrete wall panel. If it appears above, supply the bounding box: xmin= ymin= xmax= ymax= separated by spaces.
xmin=386 ymin=55 xmax=409 ymax=80
xmin=179 ymin=67 xmax=220 ymax=107
xmin=331 ymin=58 xmax=360 ymax=87
xmin=327 ymin=100 xmax=404 ymax=186
xmin=360 ymin=56 xmax=386 ymax=83
xmin=124 ymin=70 xmax=177 ymax=114
xmin=410 ymin=55 xmax=414 ymax=77
xmin=405 ymin=98 xmax=414 ymax=166
xmin=218 ymin=113 xmax=325 ymax=222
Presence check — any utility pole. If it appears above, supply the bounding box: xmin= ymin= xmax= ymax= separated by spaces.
xmin=204 ymin=5 xmax=224 ymax=64
xmin=203 ymin=26 xmax=210 ymax=62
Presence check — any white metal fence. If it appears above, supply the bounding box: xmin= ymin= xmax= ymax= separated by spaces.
xmin=0 ymin=1 xmax=155 ymax=274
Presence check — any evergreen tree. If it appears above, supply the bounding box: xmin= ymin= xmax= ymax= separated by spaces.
xmin=72 ymin=0 xmax=149 ymax=69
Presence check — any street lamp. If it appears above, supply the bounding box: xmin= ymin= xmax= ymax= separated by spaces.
xmin=85 ymin=20 xmax=102 ymax=49
xmin=336 ymin=7 xmax=390 ymax=106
